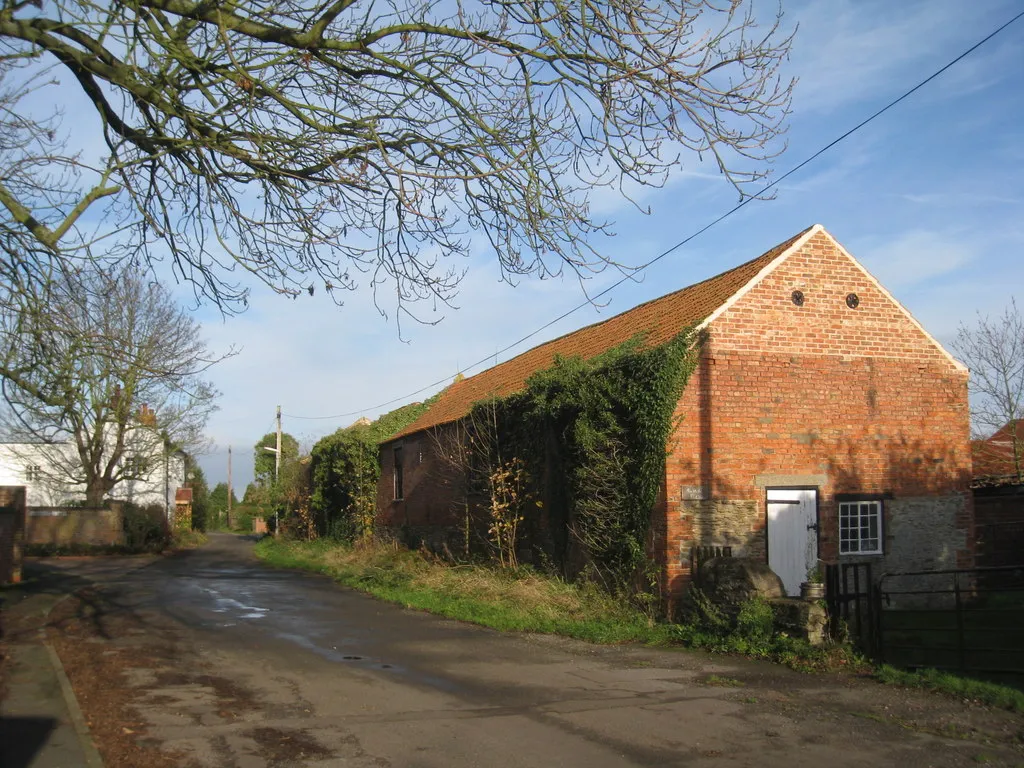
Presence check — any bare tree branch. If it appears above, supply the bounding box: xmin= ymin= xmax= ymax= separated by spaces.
xmin=0 ymin=0 xmax=794 ymax=318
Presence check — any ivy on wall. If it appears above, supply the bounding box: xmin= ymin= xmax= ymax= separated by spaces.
xmin=468 ymin=329 xmax=700 ymax=589
xmin=310 ymin=396 xmax=440 ymax=539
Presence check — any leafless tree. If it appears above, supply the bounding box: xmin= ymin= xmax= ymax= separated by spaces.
xmin=427 ymin=396 xmax=507 ymax=557
xmin=952 ymin=298 xmax=1024 ymax=483
xmin=0 ymin=267 xmax=227 ymax=505
xmin=0 ymin=0 xmax=794 ymax=319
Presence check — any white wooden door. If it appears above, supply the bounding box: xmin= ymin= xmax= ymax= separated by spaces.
xmin=766 ymin=488 xmax=818 ymax=597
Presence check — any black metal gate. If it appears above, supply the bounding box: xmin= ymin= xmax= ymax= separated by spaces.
xmin=825 ymin=562 xmax=876 ymax=654
xmin=876 ymin=566 xmax=1024 ymax=687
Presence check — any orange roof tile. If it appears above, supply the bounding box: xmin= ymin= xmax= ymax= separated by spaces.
xmin=388 ymin=227 xmax=813 ymax=441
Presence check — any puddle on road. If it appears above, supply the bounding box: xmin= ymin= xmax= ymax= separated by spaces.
xmin=181 ymin=579 xmax=461 ymax=694
xmin=193 ymin=585 xmax=270 ymax=619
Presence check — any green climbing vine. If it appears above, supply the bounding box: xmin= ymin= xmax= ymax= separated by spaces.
xmin=310 ymin=396 xmax=440 ymax=540
xmin=465 ymin=328 xmax=700 ymax=590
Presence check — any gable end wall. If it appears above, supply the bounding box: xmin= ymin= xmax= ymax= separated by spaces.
xmin=657 ymin=232 xmax=972 ymax=600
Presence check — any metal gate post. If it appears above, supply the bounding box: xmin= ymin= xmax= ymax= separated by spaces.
xmin=954 ymin=572 xmax=966 ymax=674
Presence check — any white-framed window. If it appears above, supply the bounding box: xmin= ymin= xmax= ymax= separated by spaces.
xmin=839 ymin=500 xmax=883 ymax=555
xmin=24 ymin=464 xmax=42 ymax=481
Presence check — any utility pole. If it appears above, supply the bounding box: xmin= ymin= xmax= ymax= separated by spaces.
xmin=226 ymin=445 xmax=233 ymax=529
xmin=260 ymin=406 xmax=284 ymax=536
xmin=275 ymin=405 xmax=282 ymax=482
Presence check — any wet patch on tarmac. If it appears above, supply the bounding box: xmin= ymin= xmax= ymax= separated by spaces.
xmin=247 ymin=726 xmax=336 ymax=764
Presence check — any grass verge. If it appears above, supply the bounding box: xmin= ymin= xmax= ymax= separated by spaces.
xmin=172 ymin=530 xmax=209 ymax=549
xmin=255 ymin=537 xmax=669 ymax=644
xmin=874 ymin=665 xmax=1024 ymax=713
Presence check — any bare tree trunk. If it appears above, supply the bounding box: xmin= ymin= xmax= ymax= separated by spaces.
xmin=85 ymin=478 xmax=110 ymax=508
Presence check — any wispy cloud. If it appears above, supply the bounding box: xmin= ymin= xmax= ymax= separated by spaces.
xmin=786 ymin=0 xmax=1009 ymax=114
xmin=901 ymin=192 xmax=1024 ymax=207
xmin=857 ymin=229 xmax=977 ymax=290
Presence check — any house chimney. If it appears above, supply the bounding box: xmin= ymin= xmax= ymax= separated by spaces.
xmin=138 ymin=403 xmax=157 ymax=427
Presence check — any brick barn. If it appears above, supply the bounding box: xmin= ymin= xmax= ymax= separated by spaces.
xmin=377 ymin=225 xmax=973 ymax=600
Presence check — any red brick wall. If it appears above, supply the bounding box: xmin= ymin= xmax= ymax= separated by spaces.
xmin=378 ymin=426 xmax=472 ymax=552
xmin=657 ymin=231 xmax=972 ymax=599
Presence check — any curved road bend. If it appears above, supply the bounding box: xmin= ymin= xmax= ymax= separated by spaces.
xmin=37 ymin=533 xmax=1000 ymax=767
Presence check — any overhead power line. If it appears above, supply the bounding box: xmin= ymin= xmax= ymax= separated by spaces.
xmin=285 ymin=9 xmax=1024 ymax=423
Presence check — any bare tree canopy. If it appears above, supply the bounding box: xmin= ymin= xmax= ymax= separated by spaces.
xmin=952 ymin=298 xmax=1024 ymax=483
xmin=0 ymin=0 xmax=794 ymax=318
xmin=0 ymin=267 xmax=225 ymax=505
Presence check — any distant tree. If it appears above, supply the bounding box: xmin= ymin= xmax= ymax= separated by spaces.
xmin=186 ymin=462 xmax=211 ymax=531
xmin=253 ymin=432 xmax=300 ymax=487
xmin=0 ymin=0 xmax=794 ymax=318
xmin=242 ymin=483 xmax=261 ymax=506
xmin=209 ymin=482 xmax=239 ymax=529
xmin=0 ymin=267 xmax=224 ymax=506
xmin=952 ymin=299 xmax=1024 ymax=482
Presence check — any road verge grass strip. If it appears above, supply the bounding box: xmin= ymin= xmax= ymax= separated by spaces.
xmin=874 ymin=665 xmax=1024 ymax=713
xmin=255 ymin=538 xmax=668 ymax=645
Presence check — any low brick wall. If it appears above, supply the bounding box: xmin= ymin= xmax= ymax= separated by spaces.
xmin=26 ymin=503 xmax=125 ymax=546
xmin=0 ymin=486 xmax=26 ymax=583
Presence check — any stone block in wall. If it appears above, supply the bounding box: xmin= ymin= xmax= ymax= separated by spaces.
xmin=770 ymin=598 xmax=827 ymax=646
xmin=884 ymin=495 xmax=968 ymax=573
xmin=681 ymin=499 xmax=763 ymax=558
xmin=692 ymin=557 xmax=785 ymax=621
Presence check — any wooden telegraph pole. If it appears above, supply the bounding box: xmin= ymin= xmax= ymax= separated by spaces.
xmin=227 ymin=445 xmax=233 ymax=529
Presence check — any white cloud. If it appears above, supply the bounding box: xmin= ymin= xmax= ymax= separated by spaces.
xmin=857 ymin=229 xmax=977 ymax=290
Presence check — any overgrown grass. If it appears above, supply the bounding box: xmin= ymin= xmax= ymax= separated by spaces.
xmin=172 ymin=529 xmax=209 ymax=549
xmin=875 ymin=665 xmax=1024 ymax=713
xmin=255 ymin=538 xmax=843 ymax=663
xmin=256 ymin=537 xmax=669 ymax=644
xmin=668 ymin=590 xmax=864 ymax=673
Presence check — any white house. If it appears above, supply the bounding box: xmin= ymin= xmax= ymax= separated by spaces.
xmin=0 ymin=435 xmax=186 ymax=522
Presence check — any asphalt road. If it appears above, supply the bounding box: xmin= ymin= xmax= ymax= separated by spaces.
xmin=32 ymin=534 xmax=1021 ymax=767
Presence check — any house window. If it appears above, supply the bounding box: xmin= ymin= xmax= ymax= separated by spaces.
xmin=839 ymin=500 xmax=883 ymax=555
xmin=393 ymin=446 xmax=404 ymax=500
xmin=24 ymin=465 xmax=42 ymax=481
xmin=124 ymin=456 xmax=150 ymax=476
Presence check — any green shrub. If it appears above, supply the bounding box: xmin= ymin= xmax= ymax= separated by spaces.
xmin=230 ymin=504 xmax=258 ymax=533
xmin=735 ymin=595 xmax=774 ymax=644
xmin=122 ymin=503 xmax=170 ymax=551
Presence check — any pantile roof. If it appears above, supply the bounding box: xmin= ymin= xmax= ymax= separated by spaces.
xmin=388 ymin=226 xmax=813 ymax=441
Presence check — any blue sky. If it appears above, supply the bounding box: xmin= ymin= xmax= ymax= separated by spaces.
xmin=190 ymin=0 xmax=1024 ymax=492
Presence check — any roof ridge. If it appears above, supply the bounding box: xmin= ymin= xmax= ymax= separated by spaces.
xmin=508 ymin=228 xmax=813 ymax=356
xmin=387 ymin=225 xmax=815 ymax=441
